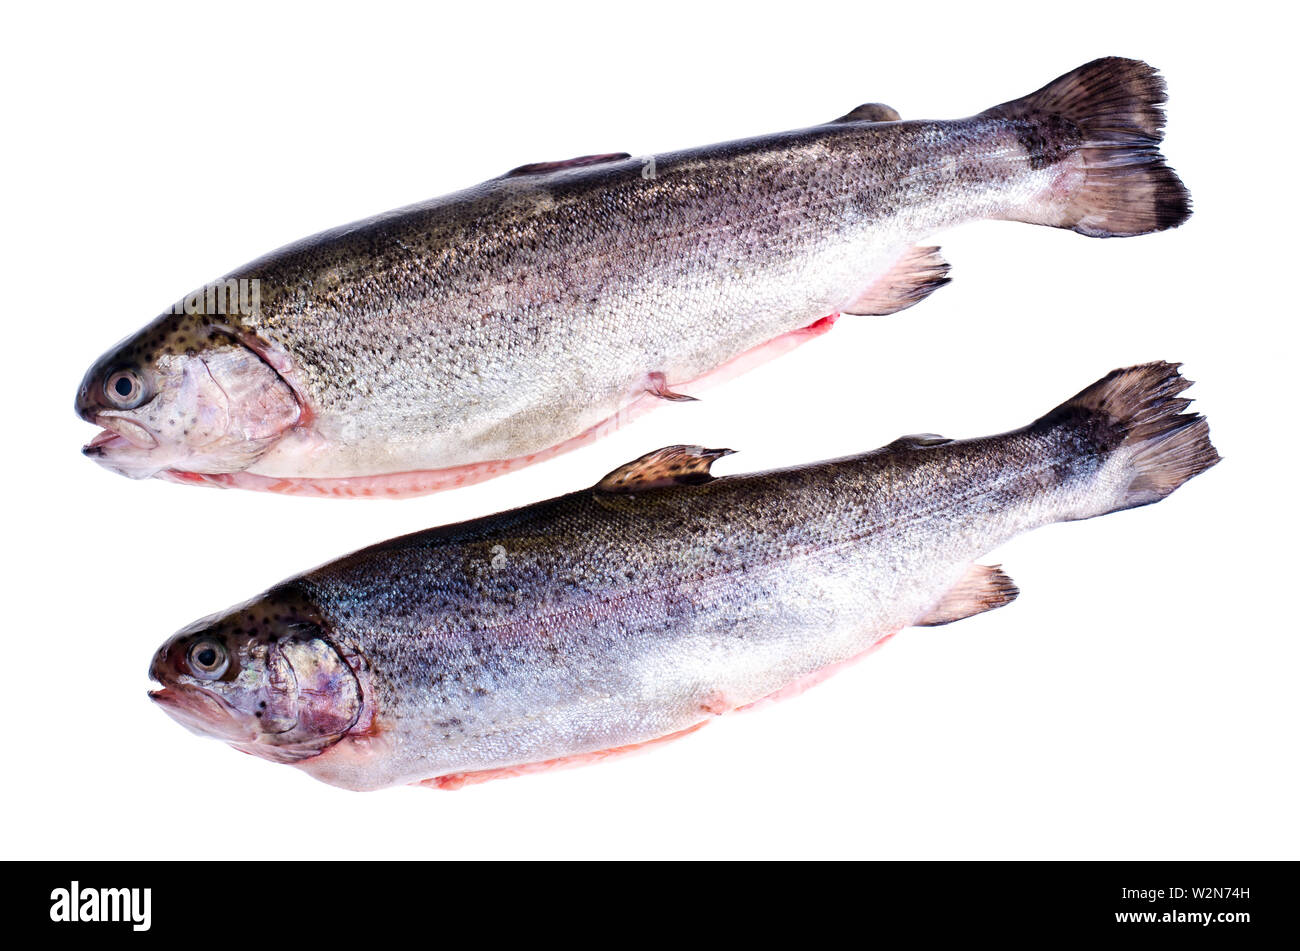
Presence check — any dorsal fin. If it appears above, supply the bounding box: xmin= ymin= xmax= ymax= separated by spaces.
xmin=888 ymin=433 xmax=953 ymax=450
xmin=832 ymin=103 xmax=901 ymax=124
xmin=596 ymin=445 xmax=734 ymax=494
xmin=504 ymin=152 xmax=631 ymax=177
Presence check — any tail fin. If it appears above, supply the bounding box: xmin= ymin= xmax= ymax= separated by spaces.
xmin=1037 ymin=362 xmax=1219 ymax=516
xmin=984 ymin=58 xmax=1191 ymax=236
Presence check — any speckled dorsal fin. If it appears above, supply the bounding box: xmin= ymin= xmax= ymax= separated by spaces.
xmin=916 ymin=564 xmax=1019 ymax=627
xmin=596 ymin=445 xmax=734 ymax=494
xmin=504 ymin=152 xmax=631 ymax=177
xmin=832 ymin=102 xmax=901 ymax=123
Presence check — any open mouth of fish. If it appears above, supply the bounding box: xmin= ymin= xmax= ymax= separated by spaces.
xmin=82 ymin=417 xmax=157 ymax=456
xmin=149 ymin=684 xmax=255 ymax=742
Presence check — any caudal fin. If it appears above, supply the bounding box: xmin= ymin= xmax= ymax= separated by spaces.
xmin=984 ymin=58 xmax=1191 ymax=237
xmin=1037 ymin=362 xmax=1219 ymax=516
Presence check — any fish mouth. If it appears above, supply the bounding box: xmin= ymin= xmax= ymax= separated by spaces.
xmin=82 ymin=415 xmax=172 ymax=479
xmin=149 ymin=684 xmax=258 ymax=743
xmin=82 ymin=415 xmax=158 ymax=456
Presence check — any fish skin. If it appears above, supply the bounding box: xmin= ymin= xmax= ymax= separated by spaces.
xmin=82 ymin=58 xmax=1189 ymax=495
xmin=148 ymin=363 xmax=1218 ymax=790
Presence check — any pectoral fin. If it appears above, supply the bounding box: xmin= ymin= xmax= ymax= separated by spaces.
xmin=647 ymin=372 xmax=698 ymax=402
xmin=597 ymin=445 xmax=734 ymax=493
xmin=916 ymin=564 xmax=1019 ymax=627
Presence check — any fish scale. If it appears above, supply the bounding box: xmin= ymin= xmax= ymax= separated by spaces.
xmin=148 ymin=363 xmax=1218 ymax=789
xmin=80 ymin=57 xmax=1189 ymax=496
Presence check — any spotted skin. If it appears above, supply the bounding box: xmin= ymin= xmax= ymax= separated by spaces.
xmin=147 ymin=363 xmax=1217 ymax=790
xmin=83 ymin=58 xmax=1188 ymax=494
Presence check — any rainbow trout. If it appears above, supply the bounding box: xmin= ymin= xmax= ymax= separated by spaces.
xmin=148 ymin=363 xmax=1217 ymax=790
xmin=82 ymin=58 xmax=1189 ymax=498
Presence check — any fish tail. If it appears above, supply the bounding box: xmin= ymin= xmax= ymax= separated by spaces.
xmin=984 ymin=57 xmax=1191 ymax=236
xmin=1033 ymin=362 xmax=1219 ymax=518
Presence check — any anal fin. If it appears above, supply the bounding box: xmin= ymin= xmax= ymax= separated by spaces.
xmin=916 ymin=564 xmax=1019 ymax=627
xmin=843 ymin=246 xmax=951 ymax=316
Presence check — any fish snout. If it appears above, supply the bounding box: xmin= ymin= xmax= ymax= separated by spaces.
xmin=74 ymin=359 xmax=112 ymax=423
xmin=149 ymin=683 xmax=257 ymax=743
xmin=148 ymin=639 xmax=259 ymax=743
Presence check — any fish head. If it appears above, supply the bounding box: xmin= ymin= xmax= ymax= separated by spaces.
xmin=76 ymin=311 xmax=300 ymax=480
xmin=148 ymin=586 xmax=363 ymax=764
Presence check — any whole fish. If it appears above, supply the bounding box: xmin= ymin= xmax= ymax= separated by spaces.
xmin=81 ymin=58 xmax=1189 ymax=498
xmin=149 ymin=362 xmax=1217 ymax=790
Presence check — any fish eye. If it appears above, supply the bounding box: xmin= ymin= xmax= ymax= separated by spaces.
xmin=187 ymin=639 xmax=229 ymax=680
xmin=104 ymin=369 xmax=145 ymax=409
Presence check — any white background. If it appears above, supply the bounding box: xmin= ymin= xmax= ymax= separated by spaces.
xmin=3 ymin=1 xmax=1296 ymax=859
